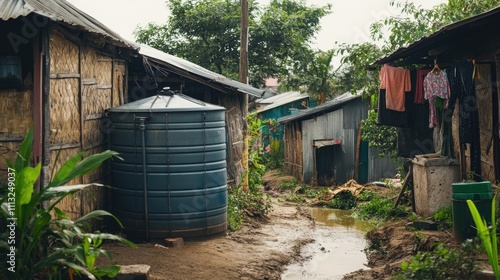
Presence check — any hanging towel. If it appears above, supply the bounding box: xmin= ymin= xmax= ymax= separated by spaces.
xmin=379 ymin=64 xmax=411 ymax=112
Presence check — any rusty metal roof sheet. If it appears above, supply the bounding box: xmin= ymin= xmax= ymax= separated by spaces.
xmin=1 ymin=0 xmax=135 ymax=49
xmin=375 ymin=6 xmax=500 ymax=65
xmin=136 ymin=43 xmax=265 ymax=98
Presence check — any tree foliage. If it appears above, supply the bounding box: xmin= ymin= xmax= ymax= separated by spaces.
xmin=335 ymin=0 xmax=500 ymax=100
xmin=279 ymin=49 xmax=336 ymax=103
xmin=134 ymin=0 xmax=330 ymax=88
xmin=335 ymin=0 xmax=500 ymax=158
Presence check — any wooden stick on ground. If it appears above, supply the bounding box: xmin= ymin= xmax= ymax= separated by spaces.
xmin=394 ymin=165 xmax=413 ymax=208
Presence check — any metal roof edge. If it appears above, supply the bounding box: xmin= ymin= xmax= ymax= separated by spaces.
xmin=255 ymin=93 xmax=309 ymax=114
xmin=135 ymin=43 xmax=264 ymax=98
xmin=278 ymin=91 xmax=363 ymax=123
xmin=374 ymin=6 xmax=500 ymax=65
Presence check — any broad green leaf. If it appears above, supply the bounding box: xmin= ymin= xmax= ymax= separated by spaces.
xmin=92 ymin=265 xmax=120 ymax=278
xmin=15 ymin=125 xmax=34 ymax=170
xmin=17 ymin=163 xmax=41 ymax=206
xmin=48 ymin=150 xmax=85 ymax=188
xmin=55 ymin=150 xmax=121 ymax=188
xmin=75 ymin=209 xmax=119 ymax=226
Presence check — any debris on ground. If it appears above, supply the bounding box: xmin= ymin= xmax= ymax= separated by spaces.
xmin=310 ymin=179 xmax=365 ymax=207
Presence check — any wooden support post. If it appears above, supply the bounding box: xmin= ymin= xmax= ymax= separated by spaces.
xmin=354 ymin=123 xmax=362 ymax=181
xmin=394 ymin=163 xmax=413 ymax=208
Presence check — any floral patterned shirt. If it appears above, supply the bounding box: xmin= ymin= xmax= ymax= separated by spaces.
xmin=424 ymin=71 xmax=450 ymax=127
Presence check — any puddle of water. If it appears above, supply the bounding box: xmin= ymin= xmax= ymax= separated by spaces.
xmin=309 ymin=207 xmax=375 ymax=232
xmin=281 ymin=208 xmax=373 ymax=280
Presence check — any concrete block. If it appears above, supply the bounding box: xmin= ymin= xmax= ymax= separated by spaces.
xmin=115 ymin=264 xmax=150 ymax=280
xmin=164 ymin=237 xmax=184 ymax=247
xmin=412 ymin=156 xmax=460 ymax=217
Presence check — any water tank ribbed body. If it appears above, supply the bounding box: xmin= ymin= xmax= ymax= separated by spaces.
xmin=107 ymin=94 xmax=227 ymax=241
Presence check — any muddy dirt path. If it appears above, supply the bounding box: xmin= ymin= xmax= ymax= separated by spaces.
xmin=100 ymin=200 xmax=317 ymax=280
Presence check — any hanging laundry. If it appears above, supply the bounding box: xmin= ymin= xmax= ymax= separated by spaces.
xmin=414 ymin=69 xmax=431 ymax=104
xmin=379 ymin=64 xmax=411 ymax=112
xmin=424 ymin=70 xmax=450 ymax=128
xmin=448 ymin=60 xmax=482 ymax=181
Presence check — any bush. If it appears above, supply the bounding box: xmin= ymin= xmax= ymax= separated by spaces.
xmin=329 ymin=190 xmax=357 ymax=210
xmin=354 ymin=195 xmax=410 ymax=220
xmin=432 ymin=205 xmax=453 ymax=230
xmin=392 ymin=242 xmax=478 ymax=280
xmin=227 ymin=182 xmax=272 ymax=231
xmin=0 ymin=127 xmax=135 ymax=280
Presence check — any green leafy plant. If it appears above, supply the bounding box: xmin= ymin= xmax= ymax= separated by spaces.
xmin=393 ymin=242 xmax=478 ymax=280
xmin=354 ymin=194 xmax=410 ymax=221
xmin=0 ymin=127 xmax=135 ymax=280
xmin=227 ymin=181 xmax=272 ymax=231
xmin=278 ymin=177 xmax=298 ymax=191
xmin=263 ymin=138 xmax=284 ymax=170
xmin=360 ymin=109 xmax=398 ymax=161
xmin=432 ymin=205 xmax=453 ymax=230
xmin=329 ymin=190 xmax=357 ymax=210
xmin=467 ymin=195 xmax=499 ymax=279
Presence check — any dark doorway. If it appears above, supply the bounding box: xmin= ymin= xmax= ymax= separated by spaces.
xmin=315 ymin=144 xmax=341 ymax=186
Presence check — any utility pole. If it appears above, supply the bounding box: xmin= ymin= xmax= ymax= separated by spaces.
xmin=239 ymin=0 xmax=249 ymax=192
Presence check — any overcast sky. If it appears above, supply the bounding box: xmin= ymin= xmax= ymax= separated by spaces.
xmin=67 ymin=0 xmax=446 ymax=53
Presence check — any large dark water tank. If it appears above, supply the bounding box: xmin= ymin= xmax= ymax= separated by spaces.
xmin=107 ymin=93 xmax=227 ymax=241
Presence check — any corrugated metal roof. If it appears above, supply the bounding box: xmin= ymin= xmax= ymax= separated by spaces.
xmin=375 ymin=6 xmax=500 ymax=65
xmin=255 ymin=91 xmax=309 ymax=113
xmin=136 ymin=43 xmax=265 ymax=98
xmin=1 ymin=0 xmax=135 ymax=49
xmin=256 ymin=91 xmax=303 ymax=104
xmin=278 ymin=91 xmax=363 ymax=123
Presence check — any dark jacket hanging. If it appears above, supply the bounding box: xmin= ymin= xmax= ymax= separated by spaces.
xmin=448 ymin=60 xmax=482 ymax=181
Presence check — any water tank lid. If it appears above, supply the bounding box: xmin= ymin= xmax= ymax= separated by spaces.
xmin=109 ymin=94 xmax=225 ymax=112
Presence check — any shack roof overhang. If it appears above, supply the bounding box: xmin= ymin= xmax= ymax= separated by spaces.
xmin=256 ymin=92 xmax=309 ymax=114
xmin=1 ymin=0 xmax=136 ymax=50
xmin=374 ymin=6 xmax=500 ymax=66
xmin=278 ymin=91 xmax=363 ymax=124
xmin=136 ymin=43 xmax=265 ymax=98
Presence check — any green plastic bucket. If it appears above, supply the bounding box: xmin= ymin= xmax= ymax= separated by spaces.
xmin=452 ymin=181 xmax=492 ymax=243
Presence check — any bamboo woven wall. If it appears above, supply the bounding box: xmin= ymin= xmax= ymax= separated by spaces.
xmin=283 ymin=122 xmax=303 ymax=180
xmin=0 ymin=142 xmax=21 ymax=181
xmin=0 ymin=89 xmax=32 ymax=137
xmin=49 ymin=78 xmax=80 ymax=145
xmin=113 ymin=62 xmax=126 ymax=107
xmin=219 ymin=93 xmax=244 ymax=186
xmin=0 ymin=89 xmax=32 ymax=176
xmin=47 ymin=25 xmax=119 ymax=221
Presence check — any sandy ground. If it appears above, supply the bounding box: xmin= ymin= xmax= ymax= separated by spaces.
xmin=99 ymin=200 xmax=315 ymax=280
xmin=98 ymin=171 xmax=494 ymax=280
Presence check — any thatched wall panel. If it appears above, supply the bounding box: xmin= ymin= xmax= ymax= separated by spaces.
xmin=82 ymin=84 xmax=110 ymax=117
xmin=50 ymin=79 xmax=80 ymax=145
xmin=0 ymin=142 xmax=21 ymax=181
xmin=113 ymin=62 xmax=126 ymax=106
xmin=283 ymin=122 xmax=303 ymax=180
xmin=0 ymin=89 xmax=32 ymax=137
xmin=219 ymin=94 xmax=244 ymax=186
xmin=50 ymin=28 xmax=79 ymax=74
xmin=81 ymin=47 xmax=98 ymax=81
xmin=96 ymin=54 xmax=112 ymax=85
xmin=83 ymin=119 xmax=106 ymax=148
